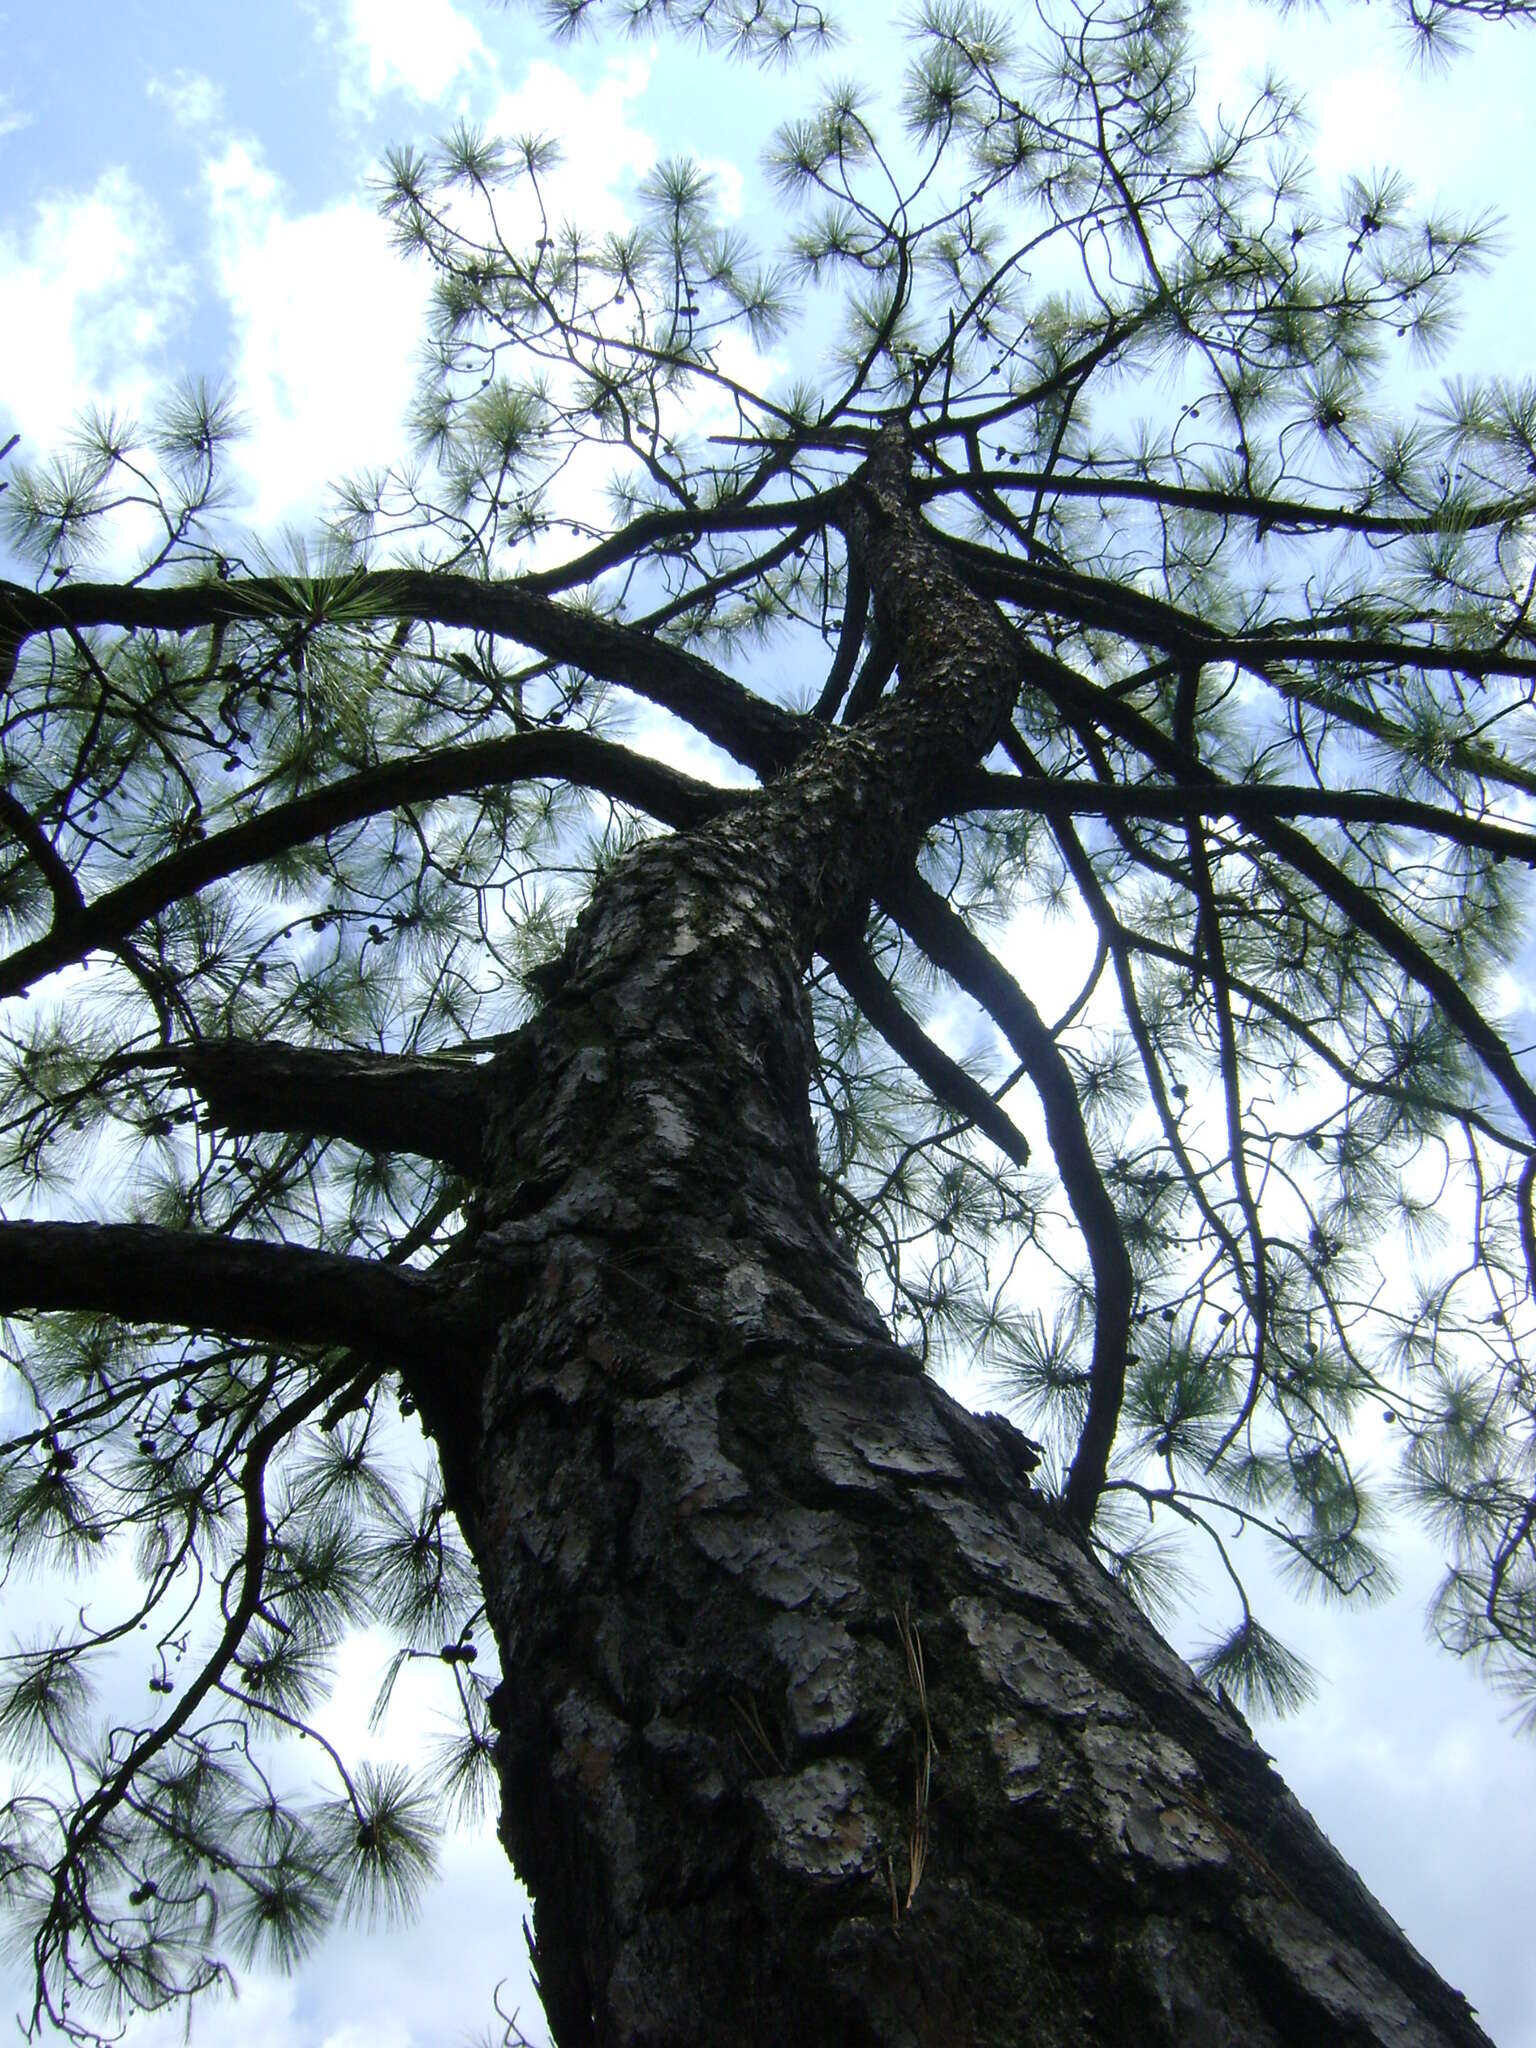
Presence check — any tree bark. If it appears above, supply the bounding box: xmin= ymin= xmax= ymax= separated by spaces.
xmin=438 ymin=821 xmax=1491 ymax=2048
xmin=406 ymin=442 xmax=1492 ymax=2044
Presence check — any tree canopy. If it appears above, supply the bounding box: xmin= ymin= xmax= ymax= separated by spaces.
xmin=2 ymin=0 xmax=1536 ymax=2036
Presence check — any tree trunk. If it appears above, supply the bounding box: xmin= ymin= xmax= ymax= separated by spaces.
xmin=412 ymin=831 xmax=1489 ymax=2048
xmin=377 ymin=438 xmax=1493 ymax=2046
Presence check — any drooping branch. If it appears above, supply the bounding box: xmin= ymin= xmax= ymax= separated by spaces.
xmin=1016 ymin=640 xmax=1536 ymax=1143
xmin=0 ymin=1221 xmax=492 ymax=1367
xmin=154 ymin=1040 xmax=496 ymax=1178
xmin=824 ymin=936 xmax=1031 ymax=1169
xmin=880 ymin=873 xmax=1134 ymax=1528
xmin=0 ymin=729 xmax=739 ymax=998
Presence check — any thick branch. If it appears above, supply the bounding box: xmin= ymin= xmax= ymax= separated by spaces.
xmin=880 ymin=874 xmax=1134 ymax=1527
xmin=160 ymin=1040 xmax=494 ymax=1178
xmin=0 ymin=1221 xmax=489 ymax=1366
xmin=825 ymin=938 xmax=1031 ymax=1168
xmin=0 ymin=729 xmax=738 ymax=998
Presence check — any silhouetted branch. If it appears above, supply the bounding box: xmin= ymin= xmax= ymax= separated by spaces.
xmin=0 ymin=729 xmax=739 ymax=998
xmin=880 ymin=873 xmax=1133 ymax=1528
xmin=0 ymin=1221 xmax=490 ymax=1366
xmin=826 ymin=936 xmax=1031 ymax=1168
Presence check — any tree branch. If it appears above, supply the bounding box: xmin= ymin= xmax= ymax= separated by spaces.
xmin=950 ymin=536 xmax=1536 ymax=690
xmin=0 ymin=571 xmax=805 ymax=779
xmin=922 ymin=466 xmax=1536 ymax=542
xmin=0 ymin=786 xmax=84 ymax=924
xmin=812 ymin=552 xmax=870 ymax=722
xmin=1017 ymin=641 xmax=1536 ymax=1142
xmin=151 ymin=1040 xmax=494 ymax=1178
xmin=0 ymin=729 xmax=739 ymax=998
xmin=879 ymin=873 xmax=1134 ymax=1528
xmin=948 ymin=771 xmax=1536 ymax=866
xmin=0 ymin=1221 xmax=491 ymax=1366
xmin=824 ymin=937 xmax=1031 ymax=1169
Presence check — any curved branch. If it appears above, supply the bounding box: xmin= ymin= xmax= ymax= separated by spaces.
xmin=0 ymin=729 xmax=739 ymax=998
xmin=0 ymin=571 xmax=806 ymax=778
xmin=880 ymin=873 xmax=1133 ymax=1529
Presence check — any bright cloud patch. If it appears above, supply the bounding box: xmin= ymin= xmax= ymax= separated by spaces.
xmin=0 ymin=167 xmax=187 ymax=454
xmin=486 ymin=56 xmax=657 ymax=231
xmin=342 ymin=0 xmax=490 ymax=105
xmin=146 ymin=68 xmax=226 ymax=130
xmin=202 ymin=139 xmax=434 ymax=534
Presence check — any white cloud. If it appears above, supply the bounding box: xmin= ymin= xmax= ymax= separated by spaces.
xmin=701 ymin=155 xmax=745 ymax=221
xmin=340 ymin=0 xmax=490 ymax=107
xmin=146 ymin=68 xmax=227 ymax=131
xmin=484 ymin=56 xmax=658 ymax=239
xmin=190 ymin=52 xmax=673 ymax=543
xmin=200 ymin=138 xmax=434 ymax=534
xmin=0 ymin=90 xmax=29 ymax=140
xmin=0 ymin=167 xmax=189 ymax=454
xmin=1307 ymin=65 xmax=1405 ymax=187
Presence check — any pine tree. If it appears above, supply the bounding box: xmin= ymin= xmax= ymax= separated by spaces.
xmin=2 ymin=0 xmax=1535 ymax=2039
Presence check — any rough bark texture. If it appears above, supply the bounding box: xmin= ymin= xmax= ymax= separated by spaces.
xmin=423 ymin=812 xmax=1492 ymax=2047
xmin=369 ymin=437 xmax=1499 ymax=2047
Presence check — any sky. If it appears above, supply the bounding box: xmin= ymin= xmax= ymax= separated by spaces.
xmin=3 ymin=1 xmax=1536 ymax=2043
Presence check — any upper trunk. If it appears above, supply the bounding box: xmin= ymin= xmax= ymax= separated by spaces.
xmin=400 ymin=442 xmax=1492 ymax=2047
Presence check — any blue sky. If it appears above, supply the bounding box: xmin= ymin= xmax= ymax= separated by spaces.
xmin=4 ymin=3 xmax=1536 ymax=2044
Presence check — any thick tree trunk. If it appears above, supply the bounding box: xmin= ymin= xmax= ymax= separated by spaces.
xmin=418 ymin=826 xmax=1489 ymax=2047
xmin=385 ymin=438 xmax=1496 ymax=2046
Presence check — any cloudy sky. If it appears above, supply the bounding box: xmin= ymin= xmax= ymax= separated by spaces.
xmin=4 ymin=2 xmax=1536 ymax=2043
